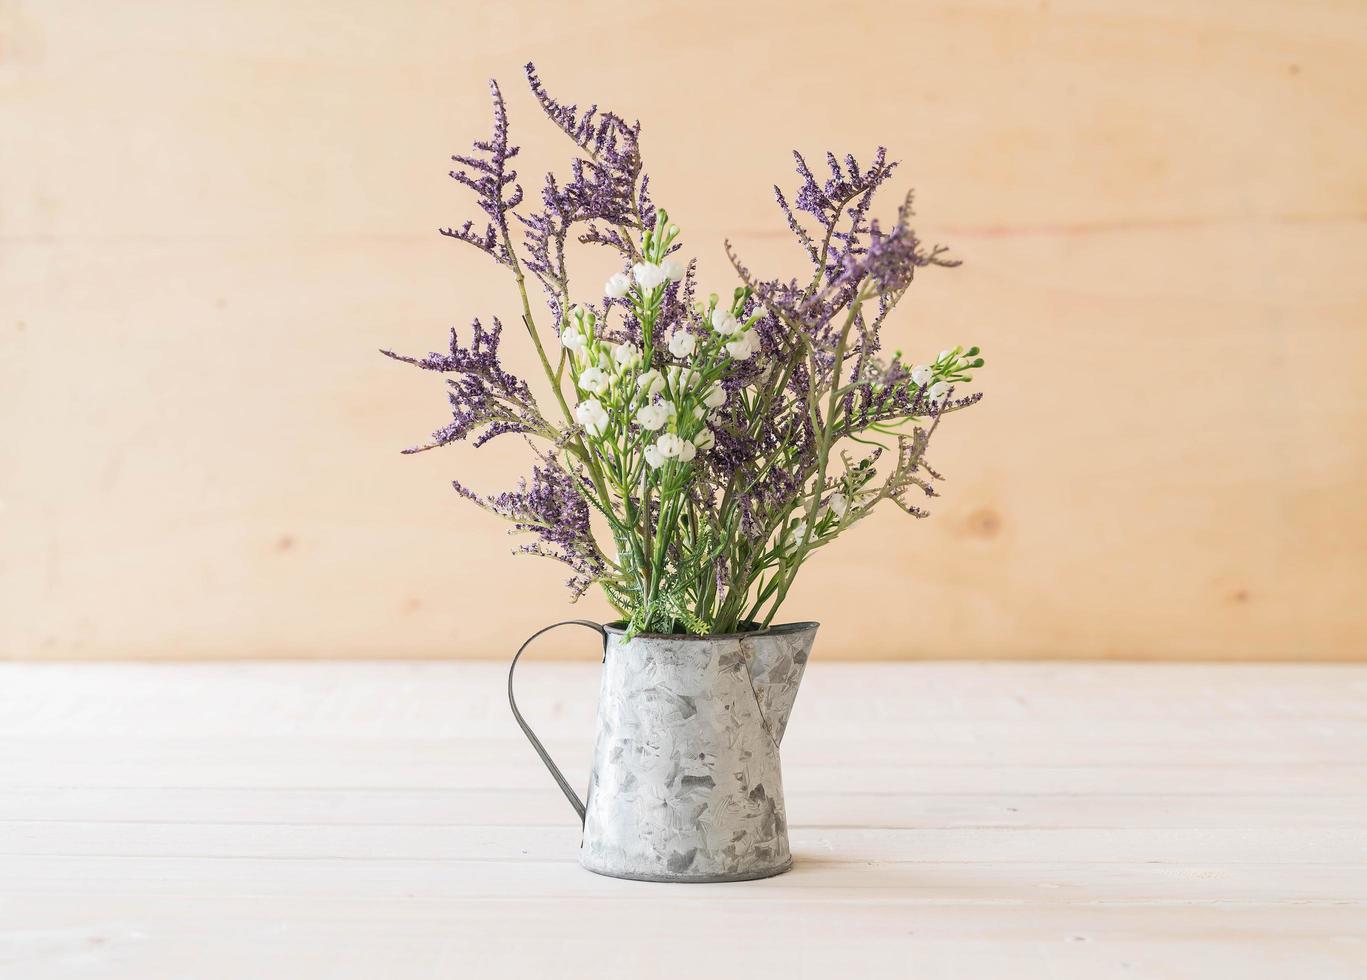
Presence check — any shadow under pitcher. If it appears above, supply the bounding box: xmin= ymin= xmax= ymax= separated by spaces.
xmin=509 ymin=620 xmax=818 ymax=882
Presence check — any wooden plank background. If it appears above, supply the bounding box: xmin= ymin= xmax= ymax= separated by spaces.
xmin=2 ymin=0 xmax=1364 ymax=660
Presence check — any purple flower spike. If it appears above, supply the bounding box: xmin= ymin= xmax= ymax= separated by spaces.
xmin=381 ymin=317 xmax=543 ymax=451
xmin=455 ymin=454 xmax=606 ymax=597
xmin=516 ymin=64 xmax=656 ymax=311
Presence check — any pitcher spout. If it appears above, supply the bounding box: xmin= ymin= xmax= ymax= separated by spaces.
xmin=741 ymin=622 xmax=818 ymax=745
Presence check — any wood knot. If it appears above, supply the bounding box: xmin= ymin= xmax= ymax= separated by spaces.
xmin=964 ymin=507 xmax=1002 ymax=538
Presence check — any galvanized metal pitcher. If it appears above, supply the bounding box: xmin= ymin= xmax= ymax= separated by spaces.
xmin=509 ymin=620 xmax=817 ymax=882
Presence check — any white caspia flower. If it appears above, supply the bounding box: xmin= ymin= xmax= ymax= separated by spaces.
xmin=788 ymin=519 xmax=809 ymax=546
xmin=636 ymin=368 xmax=665 ymax=400
xmin=927 ymin=380 xmax=950 ymax=403
xmin=636 ymin=400 xmax=671 ymax=431
xmin=678 ymin=439 xmax=697 ymax=463
xmin=561 ymin=326 xmax=587 ymax=351
xmin=693 ymin=427 xmax=715 ymax=451
xmin=827 ymin=491 xmax=849 ymax=518
xmin=660 ymin=258 xmax=685 ymax=282
xmin=613 ymin=342 xmax=642 ymax=371
xmin=575 ymin=398 xmax=610 ymax=436
xmin=632 ymin=262 xmax=668 ymax=290
xmin=909 ymin=364 xmax=933 ymax=387
xmin=702 ymin=386 xmax=726 ymax=410
xmin=725 ymin=330 xmax=757 ymax=360
xmin=667 ymin=365 xmax=700 ymax=392
xmin=643 ymin=443 xmax=664 ymax=468
xmin=577 ymin=366 xmax=609 ymax=396
xmin=604 ymin=272 xmax=632 ymax=299
xmin=655 ymin=432 xmax=686 ymax=458
xmin=667 ymin=331 xmax=696 ymax=358
xmin=711 ymin=308 xmax=741 ymax=335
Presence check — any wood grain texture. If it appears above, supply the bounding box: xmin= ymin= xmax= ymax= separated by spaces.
xmin=1 ymin=1 xmax=1365 ymax=660
xmin=1 ymin=661 xmax=1365 ymax=978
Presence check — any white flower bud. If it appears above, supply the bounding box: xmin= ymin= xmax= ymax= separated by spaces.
xmin=604 ymin=272 xmax=632 ymax=299
xmin=576 ymin=366 xmax=609 ymax=396
xmin=612 ymin=342 xmax=641 ymax=371
xmin=636 ymin=401 xmax=670 ymax=431
xmin=574 ymin=398 xmax=610 ymax=437
xmin=636 ymin=368 xmax=665 ymax=400
xmin=643 ymin=444 xmax=664 ymax=468
xmin=667 ymin=365 xmax=699 ymax=392
xmin=724 ymin=330 xmax=757 ymax=360
xmin=678 ymin=439 xmax=697 ymax=463
xmin=656 ymin=433 xmax=686 ymax=458
xmin=632 ymin=262 xmax=667 ymax=290
xmin=561 ymin=327 xmax=586 ymax=351
xmin=711 ymin=308 xmax=741 ymax=336
xmin=702 ymin=386 xmax=726 ymax=410
xmin=927 ymin=380 xmax=950 ymax=403
xmin=938 ymin=349 xmax=953 ymax=362
xmin=668 ymin=331 xmax=697 ymax=358
xmin=909 ymin=364 xmax=933 ymax=387
xmin=692 ymin=405 xmax=706 ymax=419
xmin=693 ymin=427 xmax=715 ymax=451
xmin=660 ymin=258 xmax=685 ymax=282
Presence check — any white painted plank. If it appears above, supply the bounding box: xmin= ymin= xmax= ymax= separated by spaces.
xmin=3 ymin=786 xmax=1365 ymax=830
xmin=3 ymin=756 xmax=1363 ymax=799
xmin=2 ymin=726 xmax=1364 ymax=791
xmin=4 ymin=853 xmax=1367 ymax=904
xmin=4 ymin=663 xmax=1367 ymax=735
xmin=2 ymin=902 xmax=1364 ymax=980
xmin=5 ymin=821 xmax=1367 ymax=866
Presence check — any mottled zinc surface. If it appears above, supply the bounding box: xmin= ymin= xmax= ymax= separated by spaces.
xmin=579 ymin=624 xmax=817 ymax=882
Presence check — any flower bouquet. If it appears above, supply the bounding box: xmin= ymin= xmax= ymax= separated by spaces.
xmin=384 ymin=65 xmax=984 ymax=881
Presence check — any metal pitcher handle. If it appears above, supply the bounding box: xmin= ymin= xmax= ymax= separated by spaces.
xmin=507 ymin=619 xmax=607 ymax=825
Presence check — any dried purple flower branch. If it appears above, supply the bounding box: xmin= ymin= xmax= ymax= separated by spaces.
xmin=439 ymin=81 xmax=522 ymax=266
xmin=453 ymin=451 xmax=607 ymax=598
xmin=381 ymin=317 xmax=549 ymax=451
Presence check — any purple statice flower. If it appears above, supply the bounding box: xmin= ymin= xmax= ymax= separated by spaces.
xmin=725 ymin=242 xmax=844 ymax=341
xmin=705 ymin=394 xmax=813 ymax=526
xmin=381 ymin=317 xmax=543 ymax=451
xmin=775 ymin=148 xmax=897 ymax=283
xmin=844 ymin=219 xmax=923 ymax=295
xmin=525 ymin=62 xmax=648 ymax=226
xmin=453 ymin=453 xmax=605 ymax=599
xmin=516 ymin=171 xmax=576 ymax=319
xmin=518 ymin=64 xmax=654 ymax=316
xmin=439 ymin=80 xmax=522 ymax=266
xmin=838 ymin=198 xmax=959 ymax=296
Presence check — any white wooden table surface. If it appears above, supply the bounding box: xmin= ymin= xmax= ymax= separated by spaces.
xmin=1 ymin=661 xmax=1364 ymax=979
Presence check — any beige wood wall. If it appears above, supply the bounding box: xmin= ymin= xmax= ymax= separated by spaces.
xmin=3 ymin=0 xmax=1365 ymax=661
